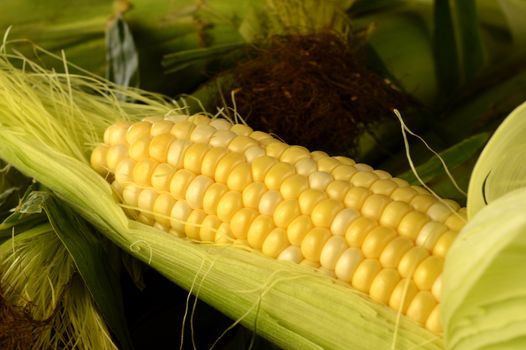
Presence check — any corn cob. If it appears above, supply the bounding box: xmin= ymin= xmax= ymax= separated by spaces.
xmin=91 ymin=114 xmax=467 ymax=333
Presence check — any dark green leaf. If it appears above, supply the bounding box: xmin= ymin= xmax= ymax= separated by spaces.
xmin=106 ymin=15 xmax=139 ymax=92
xmin=44 ymin=195 xmax=134 ymax=350
xmin=455 ymin=0 xmax=485 ymax=81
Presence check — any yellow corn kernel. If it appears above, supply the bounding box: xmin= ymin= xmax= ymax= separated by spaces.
xmin=334 ymin=247 xmax=363 ymax=282
xmin=201 ymin=147 xmax=227 ymax=178
xmin=230 ymin=208 xmax=259 ymax=240
xmin=379 ymin=201 xmax=412 ymax=228
xmin=345 ymin=217 xmax=377 ymax=247
xmin=122 ymin=184 xmax=141 ymax=208
xmin=202 ymin=183 xmax=228 ymax=215
xmin=431 ymin=275 xmax=442 ymax=300
xmin=333 ymin=156 xmax=355 ymax=166
xmin=379 ymin=237 xmax=413 ymax=268
xmin=166 ymin=139 xmax=191 ymax=168
xmin=185 ymin=209 xmax=206 ymax=240
xmin=390 ymin=186 xmax=418 ymax=203
xmin=249 ymin=130 xmax=272 ymax=142
xmin=169 ymin=169 xmax=195 ymax=199
xmin=280 ymin=174 xmax=309 ymax=199
xmin=295 ymin=157 xmax=317 ymax=176
xmin=126 ymin=121 xmax=151 ymax=144
xmin=414 ymin=256 xmax=443 ymax=291
xmin=170 ymin=120 xmax=196 ymax=139
xmin=228 ymin=135 xmax=258 ymax=153
xmin=308 ymin=171 xmax=334 ymax=191
xmin=265 ymin=162 xmax=295 ymax=190
xmin=215 ymin=152 xmax=245 ymax=183
xmin=426 ymin=202 xmax=454 ymax=222
xmin=398 ymin=246 xmax=430 ymax=278
xmin=301 ymin=227 xmax=332 ymax=262
xmin=361 ymin=226 xmax=396 ymax=258
xmin=330 ymin=208 xmax=359 ymax=236
xmin=266 ymin=141 xmax=288 ymax=158
xmin=133 ymin=159 xmax=158 ymax=187
xmin=227 ymin=162 xmax=253 ymax=192
xmin=310 ymin=150 xmax=329 ymax=160
xmin=280 ymin=145 xmax=310 ymax=164
xmin=258 ymin=190 xmax=283 ymax=216
xmin=137 ymin=188 xmax=158 ymax=220
xmin=199 ymin=215 xmax=222 ymax=242
xmin=115 ymin=158 xmax=136 ymax=184
xmin=311 ymin=198 xmax=344 ymax=228
xmin=369 ymin=268 xmax=401 ymax=304
xmin=208 ymin=118 xmax=231 ymax=130
xmin=273 ymin=199 xmax=301 ymax=228
xmin=331 ymin=165 xmax=357 ymax=181
xmin=406 ymin=291 xmax=436 ymax=325
xmin=361 ymin=194 xmax=391 ymax=221
xmin=251 ymin=156 xmax=278 ymax=182
xmin=216 ymin=222 xmax=234 ymax=244
xmin=416 ymin=222 xmax=448 ymax=251
xmin=317 ymin=157 xmax=340 ymax=172
xmin=398 ymin=211 xmax=429 ymax=241
xmin=325 ymin=180 xmax=351 ymax=202
xmin=106 ymin=144 xmax=129 ymax=171
xmin=298 ymin=189 xmax=327 ymax=215
xmin=433 ymin=230 xmax=457 ymax=257
xmin=104 ymin=121 xmax=131 ymax=145
xmin=262 ymin=228 xmax=289 ymax=258
xmin=370 ymin=179 xmax=398 ymax=196
xmin=350 ymin=171 xmax=379 ymax=188
xmin=320 ymin=235 xmax=348 ymax=270
xmin=247 ymin=215 xmax=275 ymax=249
xmin=410 ymin=194 xmax=436 ymax=212
xmin=190 ymin=124 xmax=216 ymax=144
xmin=150 ymin=120 xmax=175 ymax=137
xmin=352 ymin=258 xmax=381 ymax=293
xmin=244 ymin=146 xmax=266 ymax=162
xmin=445 ymin=211 xmax=467 ymax=231
xmin=170 ymin=200 xmax=192 ymax=233
xmin=90 ymin=144 xmax=109 ymax=175
xmin=389 ymin=278 xmax=418 ymax=313
xmin=183 ymin=143 xmax=211 ymax=174
xmin=185 ymin=175 xmax=214 ymax=209
xmin=426 ymin=305 xmax=442 ymax=333
xmin=344 ymin=187 xmax=371 ymax=210
xmin=230 ymin=123 xmax=253 ymax=136
xmin=287 ymin=215 xmax=313 ymax=246
xmin=151 ymin=163 xmax=175 ymax=191
xmin=188 ymin=114 xmax=211 ymax=125
xmin=242 ymin=182 xmax=267 ymax=209
xmin=277 ymin=245 xmax=303 ymax=263
xmin=217 ymin=191 xmax=242 ymax=222
xmin=152 ymin=193 xmax=175 ymax=227
xmin=209 ymin=130 xmax=236 ymax=148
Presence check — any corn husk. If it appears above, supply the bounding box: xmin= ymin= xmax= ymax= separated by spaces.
xmin=0 ymin=47 xmax=441 ymax=349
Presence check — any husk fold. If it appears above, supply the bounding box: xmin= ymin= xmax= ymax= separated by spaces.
xmin=0 ymin=49 xmax=441 ymax=349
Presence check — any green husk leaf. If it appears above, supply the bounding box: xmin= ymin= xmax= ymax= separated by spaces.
xmin=0 ymin=47 xmax=441 ymax=349
xmin=454 ymin=0 xmax=485 ymax=81
xmin=43 ymin=193 xmax=133 ymax=350
xmin=442 ymin=186 xmax=526 ymax=350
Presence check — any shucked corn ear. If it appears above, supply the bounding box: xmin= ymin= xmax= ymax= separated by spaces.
xmin=91 ymin=114 xmax=467 ymax=333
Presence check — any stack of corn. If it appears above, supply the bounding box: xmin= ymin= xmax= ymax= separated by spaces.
xmin=91 ymin=113 xmax=467 ymax=333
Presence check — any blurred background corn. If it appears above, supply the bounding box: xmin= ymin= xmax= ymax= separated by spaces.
xmin=91 ymin=114 xmax=467 ymax=333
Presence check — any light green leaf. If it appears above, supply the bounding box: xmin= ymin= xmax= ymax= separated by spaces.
xmin=498 ymin=0 xmax=526 ymax=48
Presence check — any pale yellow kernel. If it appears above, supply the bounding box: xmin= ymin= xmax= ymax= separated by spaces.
xmin=361 ymin=194 xmax=391 ymax=220
xmin=104 ymin=121 xmax=131 ymax=145
xmin=278 ymin=245 xmax=303 ymax=263
xmin=251 ymin=156 xmax=278 ymax=182
xmin=185 ymin=209 xmax=206 ymax=240
xmin=310 ymin=151 xmax=329 ymax=160
xmin=122 ymin=185 xmax=141 ymax=207
xmin=287 ymin=215 xmax=313 ymax=246
xmin=126 ymin=121 xmax=151 ymax=145
xmin=151 ymin=163 xmax=175 ymax=191
xmin=153 ymin=193 xmax=175 ymax=227
xmin=370 ymin=179 xmax=398 ymax=196
xmin=244 ymin=146 xmax=265 ymax=162
xmin=431 ymin=275 xmax=442 ymax=301
xmin=247 ymin=215 xmax=274 ymax=249
xmin=333 ymin=156 xmax=355 ymax=166
xmin=301 ymin=227 xmax=331 ymax=262
xmin=379 ymin=201 xmax=412 ymax=228
xmin=150 ymin=120 xmax=175 ymax=137
xmin=115 ymin=158 xmax=136 ymax=184
xmin=362 ymin=226 xmax=396 ymax=258
xmin=389 ymin=279 xmax=418 ymax=313
xmin=258 ymin=190 xmax=283 ymax=216
xmin=215 ymin=152 xmax=244 ymax=183
xmin=391 ymin=177 xmax=409 ymax=187
xmin=209 ymin=130 xmax=236 ymax=148
xmin=325 ymin=180 xmax=351 ymax=201
xmin=230 ymin=208 xmax=259 ymax=239
xmin=265 ymin=162 xmax=295 ymax=190
xmin=298 ymin=189 xmax=327 ymax=215
xmin=433 ymin=231 xmax=457 ymax=258
xmin=184 ymin=143 xmax=211 ymax=174
xmin=380 ymin=237 xmax=413 ymax=268
xmin=259 ymin=137 xmax=280 ymax=147
xmin=414 ymin=256 xmax=443 ymax=291
xmin=142 ymin=116 xmax=163 ymax=123
xmin=280 ymin=174 xmax=309 ymax=199
xmin=412 ymin=185 xmax=430 ymax=195
xmin=230 ymin=123 xmax=253 ymax=136
xmin=199 ymin=215 xmax=222 ymax=242
xmin=190 ymin=124 xmax=216 ymax=143
xmin=133 ymin=159 xmax=158 ymax=187
xmin=226 ymin=162 xmax=253 ymax=192
xmin=228 ymin=135 xmax=258 ymax=153
xmin=262 ymin=228 xmax=289 ymax=258
xmin=352 ymin=258 xmax=381 ymax=293
xmin=317 ymin=157 xmax=340 ymax=172
xmin=330 ymin=208 xmax=359 ymax=236
xmin=149 ymin=133 xmax=176 ymax=163
xmin=106 ymin=144 xmax=129 ymax=171
xmin=410 ymin=194 xmax=437 ymax=212
xmin=280 ymin=145 xmax=310 ymax=164
xmin=166 ymin=139 xmax=191 ymax=168
xmin=445 ymin=212 xmax=467 ymax=232
xmin=188 ymin=114 xmax=211 ymax=125
xmin=185 ymin=175 xmax=213 ymax=209
xmin=273 ymin=199 xmax=301 ymax=228
xmin=427 ymin=202 xmax=454 ymax=222
xmin=344 ymin=187 xmax=371 ymax=210
xmin=370 ymin=269 xmax=401 ymax=305
xmin=200 ymin=147 xmax=227 ymax=178
xmin=137 ymin=213 xmax=155 ymax=226
xmin=209 ymin=118 xmax=232 ymax=130
xmin=170 ymin=120 xmax=196 ymax=139
xmin=398 ymin=211 xmax=429 ymax=241
xmin=266 ymin=142 xmax=289 ymax=158
xmin=390 ymin=186 xmax=417 ymax=203
xmin=137 ymin=189 xmax=158 ymax=220
xmin=416 ymin=222 xmax=448 ymax=250
xmin=295 ymin=157 xmax=317 ymax=176
xmin=331 ymin=165 xmax=357 ymax=181
xmin=406 ymin=291 xmax=436 ymax=325
xmin=90 ymin=144 xmax=109 ymax=175
xmin=334 ymin=247 xmax=363 ymax=282
xmin=311 ymin=198 xmax=344 ymax=228
xmin=398 ymin=246 xmax=430 ymax=278
xmin=169 ymin=169 xmax=195 ymax=199
xmin=249 ymin=130 xmax=272 ymax=142
xmin=354 ymin=163 xmax=373 ymax=172
xmin=202 ymin=183 xmax=228 ymax=215
xmin=216 ymin=222 xmax=234 ymax=243
xmin=242 ymin=182 xmax=267 ymax=208
xmin=426 ymin=305 xmax=442 ymax=333
xmin=217 ymin=191 xmax=242 ymax=222
xmin=320 ymin=235 xmax=348 ymax=270
xmin=308 ymin=171 xmax=334 ymax=191
xmin=345 ymin=217 xmax=377 ymax=247
xmin=163 ymin=114 xmax=188 ymax=123
xmin=443 ymin=199 xmax=461 ymax=211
